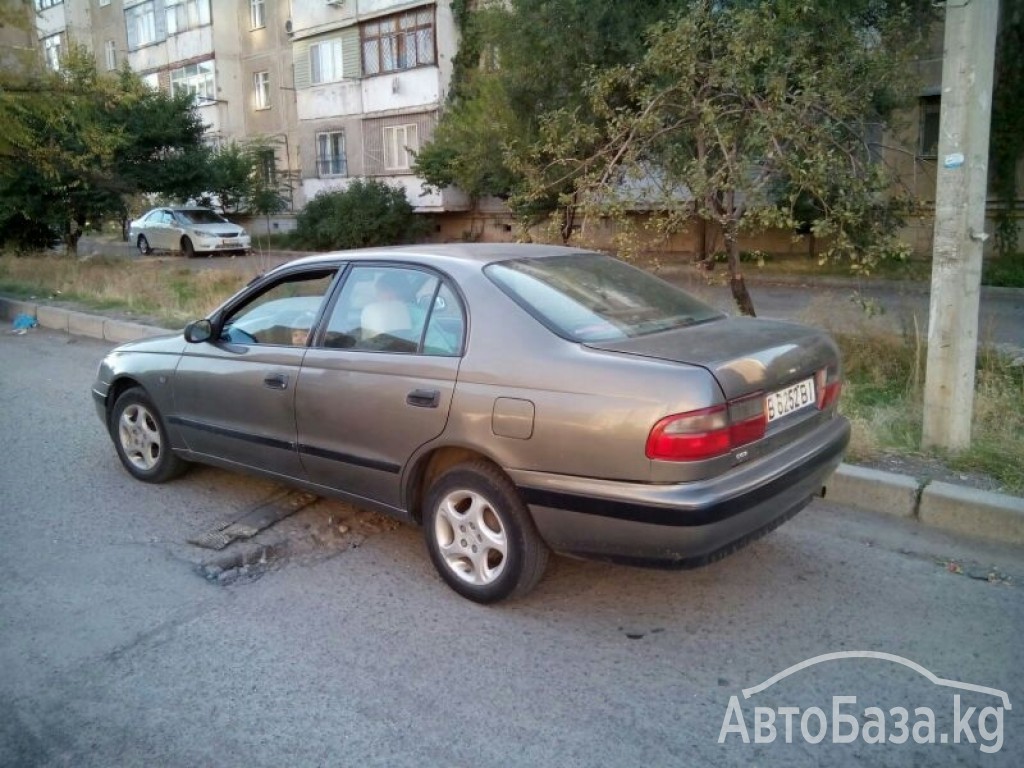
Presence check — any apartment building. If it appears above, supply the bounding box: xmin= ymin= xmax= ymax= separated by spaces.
xmin=27 ymin=0 xmax=462 ymax=216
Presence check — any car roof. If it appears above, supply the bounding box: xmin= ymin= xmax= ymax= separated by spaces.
xmin=272 ymin=243 xmax=599 ymax=272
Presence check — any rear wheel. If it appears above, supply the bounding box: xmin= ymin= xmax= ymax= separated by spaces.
xmin=181 ymin=236 xmax=195 ymax=258
xmin=137 ymin=235 xmax=151 ymax=255
xmin=423 ymin=461 xmax=548 ymax=603
xmin=109 ymin=387 xmax=187 ymax=483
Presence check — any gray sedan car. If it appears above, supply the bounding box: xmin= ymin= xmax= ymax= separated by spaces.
xmin=93 ymin=245 xmax=849 ymax=602
xmin=129 ymin=206 xmax=251 ymax=258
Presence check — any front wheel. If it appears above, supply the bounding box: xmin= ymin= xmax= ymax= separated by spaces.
xmin=109 ymin=387 xmax=187 ymax=483
xmin=423 ymin=461 xmax=549 ymax=603
xmin=181 ymin=236 xmax=195 ymax=258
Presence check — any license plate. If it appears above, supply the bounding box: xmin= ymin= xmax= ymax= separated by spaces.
xmin=222 ymin=238 xmax=239 ymax=245
xmin=765 ymin=377 xmax=816 ymax=422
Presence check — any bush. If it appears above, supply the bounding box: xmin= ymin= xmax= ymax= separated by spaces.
xmin=293 ymin=180 xmax=426 ymax=251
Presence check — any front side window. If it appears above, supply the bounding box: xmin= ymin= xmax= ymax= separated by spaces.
xmin=221 ymin=270 xmax=337 ymax=347
xmin=166 ymin=0 xmax=211 ymax=36
xmin=126 ymin=1 xmax=157 ymax=50
xmin=170 ymin=60 xmax=216 ymax=101
xmin=250 ymin=0 xmax=265 ymax=29
xmin=320 ymin=266 xmax=463 ymax=356
xmin=253 ymin=70 xmax=270 ymax=109
xmin=361 ymin=9 xmax=434 ymax=76
xmin=310 ymin=38 xmax=343 ymax=85
xmin=383 ymin=124 xmax=417 ymax=171
xmin=42 ymin=33 xmax=62 ymax=71
xmin=485 ymin=253 xmax=722 ymax=342
xmin=316 ymin=131 xmax=347 ymax=177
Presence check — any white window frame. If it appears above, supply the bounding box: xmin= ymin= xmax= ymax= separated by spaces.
xmin=126 ymin=1 xmax=158 ymax=49
xmin=166 ymin=0 xmax=211 ymax=37
xmin=383 ymin=124 xmax=418 ymax=171
xmin=35 ymin=0 xmax=63 ymax=10
xmin=250 ymin=0 xmax=266 ymax=29
xmin=170 ymin=60 xmax=216 ymax=102
xmin=42 ymin=33 xmax=62 ymax=71
xmin=104 ymin=40 xmax=117 ymax=71
xmin=310 ymin=38 xmax=344 ymax=85
xmin=100 ymin=0 xmax=111 ymax=7
xmin=253 ymin=70 xmax=271 ymax=110
xmin=316 ymin=131 xmax=347 ymax=177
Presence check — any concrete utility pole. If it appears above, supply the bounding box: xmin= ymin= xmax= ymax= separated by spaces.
xmin=922 ymin=0 xmax=1000 ymax=451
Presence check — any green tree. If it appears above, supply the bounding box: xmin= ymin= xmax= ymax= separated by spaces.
xmin=294 ymin=179 xmax=424 ymax=251
xmin=0 ymin=45 xmax=207 ymax=254
xmin=415 ymin=0 xmax=680 ymax=235
xmin=517 ymin=1 xmax=925 ymax=315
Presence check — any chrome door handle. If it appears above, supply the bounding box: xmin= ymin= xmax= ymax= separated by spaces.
xmin=263 ymin=373 xmax=289 ymax=390
xmin=406 ymin=388 xmax=440 ymax=408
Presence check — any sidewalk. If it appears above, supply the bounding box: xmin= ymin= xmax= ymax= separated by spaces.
xmin=3 ymin=294 xmax=1022 ymax=549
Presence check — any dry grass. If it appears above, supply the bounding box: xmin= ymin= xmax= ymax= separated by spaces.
xmin=0 ymin=253 xmax=254 ymax=328
xmin=836 ymin=329 xmax=1024 ymax=494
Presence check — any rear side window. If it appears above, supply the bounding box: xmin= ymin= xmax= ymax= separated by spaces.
xmin=484 ymin=253 xmax=722 ymax=342
xmin=320 ymin=265 xmax=464 ymax=356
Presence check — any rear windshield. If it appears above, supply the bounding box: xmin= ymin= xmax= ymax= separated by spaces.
xmin=484 ymin=253 xmax=722 ymax=342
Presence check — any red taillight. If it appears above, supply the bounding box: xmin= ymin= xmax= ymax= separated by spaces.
xmin=821 ymin=380 xmax=842 ymax=409
xmin=646 ymin=393 xmax=766 ymax=462
xmin=816 ymin=367 xmax=842 ymax=410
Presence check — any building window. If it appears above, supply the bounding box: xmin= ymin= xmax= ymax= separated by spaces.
xmin=171 ymin=60 xmax=216 ymax=102
xmin=35 ymin=0 xmax=63 ymax=9
xmin=166 ymin=0 xmax=211 ymax=36
xmin=316 ymin=131 xmax=347 ymax=177
xmin=42 ymin=33 xmax=62 ymax=71
xmin=253 ymin=71 xmax=270 ymax=110
xmin=141 ymin=72 xmax=160 ymax=90
xmin=99 ymin=0 xmax=110 ymax=7
xmin=104 ymin=40 xmax=117 ymax=71
xmin=250 ymin=0 xmax=265 ymax=29
xmin=383 ymin=124 xmax=418 ymax=171
xmin=126 ymin=1 xmax=157 ymax=50
xmin=257 ymin=148 xmax=276 ymax=184
xmin=310 ymin=39 xmax=343 ymax=85
xmin=919 ymin=95 xmax=941 ymax=158
xmin=361 ymin=9 xmax=435 ymax=76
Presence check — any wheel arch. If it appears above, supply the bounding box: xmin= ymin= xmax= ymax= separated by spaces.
xmin=105 ymin=375 xmax=144 ymax=425
xmin=404 ymin=446 xmax=511 ymax=525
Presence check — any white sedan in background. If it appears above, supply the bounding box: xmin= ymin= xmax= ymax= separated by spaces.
xmin=129 ymin=207 xmax=251 ymax=258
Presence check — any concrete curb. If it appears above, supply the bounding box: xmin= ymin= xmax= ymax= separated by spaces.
xmin=4 ymin=294 xmax=1022 ymax=549
xmin=827 ymin=465 xmax=1024 ymax=547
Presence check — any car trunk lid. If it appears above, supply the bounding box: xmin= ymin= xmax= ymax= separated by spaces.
xmin=584 ymin=316 xmax=839 ymax=401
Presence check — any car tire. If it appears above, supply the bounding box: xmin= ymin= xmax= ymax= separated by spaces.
xmin=181 ymin=237 xmax=195 ymax=259
xmin=137 ymin=235 xmax=151 ymax=255
xmin=423 ymin=460 xmax=549 ymax=603
xmin=109 ymin=387 xmax=187 ymax=483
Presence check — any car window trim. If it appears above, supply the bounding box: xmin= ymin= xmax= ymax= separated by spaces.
xmin=213 ymin=264 xmax=345 ymax=348
xmin=309 ymin=260 xmax=468 ymax=358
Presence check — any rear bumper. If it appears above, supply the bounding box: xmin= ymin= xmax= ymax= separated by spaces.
xmin=510 ymin=416 xmax=850 ymax=567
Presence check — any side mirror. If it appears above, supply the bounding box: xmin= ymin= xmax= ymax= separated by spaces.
xmin=184 ymin=319 xmax=213 ymax=343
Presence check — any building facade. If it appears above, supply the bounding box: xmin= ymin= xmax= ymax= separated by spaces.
xmin=27 ymin=0 xmax=464 ymax=217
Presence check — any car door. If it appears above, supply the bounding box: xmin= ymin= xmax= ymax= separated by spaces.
xmin=171 ymin=267 xmax=339 ymax=478
xmin=294 ymin=264 xmax=465 ymax=508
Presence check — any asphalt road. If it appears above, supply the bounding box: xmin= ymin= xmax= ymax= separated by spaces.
xmin=2 ymin=329 xmax=1022 ymax=767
